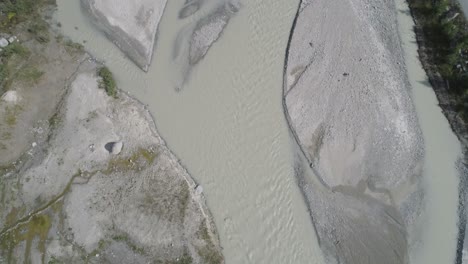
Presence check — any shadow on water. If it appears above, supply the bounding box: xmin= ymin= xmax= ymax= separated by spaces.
xmin=398 ymin=8 xmax=411 ymax=16
xmin=417 ymin=79 xmax=432 ymax=88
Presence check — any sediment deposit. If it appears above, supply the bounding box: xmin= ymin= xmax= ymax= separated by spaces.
xmin=284 ymin=0 xmax=424 ymax=263
xmin=80 ymin=0 xmax=168 ymax=71
xmin=172 ymin=0 xmax=240 ymax=90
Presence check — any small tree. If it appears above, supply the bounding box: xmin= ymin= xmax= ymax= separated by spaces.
xmin=98 ymin=66 xmax=117 ymax=98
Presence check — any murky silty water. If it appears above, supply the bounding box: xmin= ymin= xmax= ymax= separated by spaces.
xmin=55 ymin=0 xmax=325 ymax=263
xmin=395 ymin=0 xmax=462 ymax=263
xmin=54 ymin=0 xmax=465 ymax=263
xmin=458 ymin=0 xmax=468 ymax=16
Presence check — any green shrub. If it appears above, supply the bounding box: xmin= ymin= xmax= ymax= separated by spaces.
xmin=98 ymin=66 xmax=117 ymax=97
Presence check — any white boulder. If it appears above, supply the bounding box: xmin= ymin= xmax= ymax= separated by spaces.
xmin=1 ymin=90 xmax=20 ymax=104
xmin=105 ymin=141 xmax=123 ymax=155
xmin=0 ymin=38 xmax=8 ymax=48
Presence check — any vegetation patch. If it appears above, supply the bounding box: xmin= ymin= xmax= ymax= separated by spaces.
xmin=196 ymin=220 xmax=223 ymax=264
xmin=178 ymin=181 xmax=190 ymax=221
xmin=88 ymin=239 xmax=108 ymax=258
xmin=104 ymin=147 xmax=158 ymax=174
xmin=164 ymin=252 xmax=193 ymax=264
xmin=112 ymin=233 xmax=146 ymax=255
xmin=27 ymin=16 xmax=50 ymax=43
xmin=0 ymin=213 xmax=52 ymax=263
xmin=0 ymin=0 xmax=36 ymax=30
xmin=197 ymin=244 xmax=223 ymax=264
xmin=17 ymin=65 xmax=44 ymax=83
xmin=97 ymin=66 xmax=117 ymax=98
xmin=0 ymin=0 xmax=54 ymax=33
xmin=1 ymin=42 xmax=30 ymax=59
xmin=0 ymin=42 xmax=30 ymax=92
xmin=64 ymin=40 xmax=84 ymax=54
xmin=4 ymin=105 xmax=22 ymax=127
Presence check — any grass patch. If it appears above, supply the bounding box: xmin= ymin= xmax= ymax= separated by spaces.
xmin=0 ymin=64 xmax=8 ymax=87
xmin=0 ymin=42 xmax=30 ymax=91
xmin=4 ymin=105 xmax=22 ymax=127
xmin=97 ymin=66 xmax=117 ymax=97
xmin=178 ymin=181 xmax=190 ymax=221
xmin=174 ymin=253 xmax=193 ymax=264
xmin=197 ymin=245 xmax=223 ymax=264
xmin=17 ymin=65 xmax=44 ymax=83
xmin=64 ymin=39 xmax=83 ymax=54
xmin=27 ymin=16 xmax=50 ymax=43
xmin=0 ymin=0 xmax=35 ymax=29
xmin=195 ymin=220 xmax=223 ymax=264
xmin=0 ymin=213 xmax=52 ymax=263
xmin=197 ymin=219 xmax=211 ymax=242
xmin=112 ymin=233 xmax=146 ymax=255
xmin=48 ymin=256 xmax=63 ymax=264
xmin=0 ymin=0 xmax=53 ymax=34
xmin=88 ymin=239 xmax=107 ymax=257
xmin=104 ymin=147 xmax=158 ymax=174
xmin=1 ymin=42 xmax=30 ymax=59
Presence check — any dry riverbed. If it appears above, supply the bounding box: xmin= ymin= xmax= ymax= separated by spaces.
xmin=0 ymin=2 xmax=222 ymax=263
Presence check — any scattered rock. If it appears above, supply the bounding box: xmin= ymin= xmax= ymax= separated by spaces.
xmin=0 ymin=38 xmax=9 ymax=48
xmin=1 ymin=90 xmax=20 ymax=104
xmin=105 ymin=141 xmax=123 ymax=155
xmin=195 ymin=184 xmax=203 ymax=195
xmin=8 ymin=36 xmax=16 ymax=43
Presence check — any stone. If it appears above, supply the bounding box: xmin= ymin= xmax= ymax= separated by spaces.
xmin=0 ymin=38 xmax=9 ymax=48
xmin=195 ymin=184 xmax=203 ymax=195
xmin=8 ymin=36 xmax=16 ymax=43
xmin=1 ymin=90 xmax=20 ymax=104
xmin=105 ymin=141 xmax=123 ymax=155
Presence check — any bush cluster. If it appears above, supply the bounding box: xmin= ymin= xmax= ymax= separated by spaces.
xmin=98 ymin=66 xmax=117 ymax=98
xmin=409 ymin=0 xmax=468 ymax=118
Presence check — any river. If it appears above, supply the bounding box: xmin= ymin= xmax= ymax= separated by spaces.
xmin=395 ymin=0 xmax=463 ymax=263
xmin=459 ymin=0 xmax=468 ymax=16
xmin=54 ymin=0 xmax=464 ymax=263
xmin=55 ymin=0 xmax=325 ymax=263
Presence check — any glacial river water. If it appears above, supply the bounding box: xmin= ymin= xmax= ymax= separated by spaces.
xmin=395 ymin=0 xmax=463 ymax=263
xmin=55 ymin=0 xmax=325 ymax=263
xmin=55 ymin=0 xmax=463 ymax=263
xmin=459 ymin=0 xmax=468 ymax=16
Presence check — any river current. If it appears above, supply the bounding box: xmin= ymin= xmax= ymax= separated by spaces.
xmin=55 ymin=0 xmax=463 ymax=263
